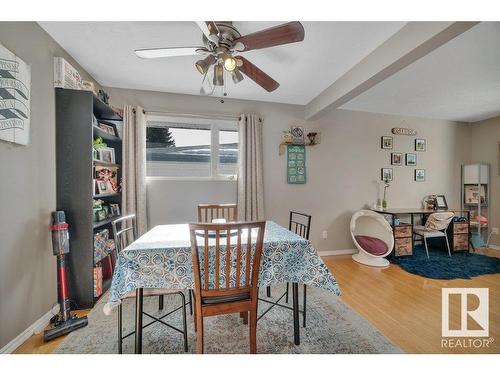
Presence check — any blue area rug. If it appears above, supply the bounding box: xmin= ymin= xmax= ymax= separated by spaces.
xmin=390 ymin=245 xmax=500 ymax=280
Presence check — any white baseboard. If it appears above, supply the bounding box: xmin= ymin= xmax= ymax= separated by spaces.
xmin=0 ymin=305 xmax=59 ymax=354
xmin=319 ymin=249 xmax=357 ymax=256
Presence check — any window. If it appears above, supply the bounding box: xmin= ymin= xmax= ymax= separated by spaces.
xmin=146 ymin=115 xmax=238 ymax=179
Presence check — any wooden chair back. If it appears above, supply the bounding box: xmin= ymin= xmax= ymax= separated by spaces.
xmin=189 ymin=221 xmax=265 ymax=301
xmin=289 ymin=211 xmax=312 ymax=240
xmin=197 ymin=203 xmax=238 ymax=223
xmin=112 ymin=214 xmax=137 ymax=253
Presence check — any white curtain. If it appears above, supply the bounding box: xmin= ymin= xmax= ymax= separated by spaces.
xmin=122 ymin=105 xmax=147 ymax=235
xmin=237 ymin=114 xmax=265 ymax=221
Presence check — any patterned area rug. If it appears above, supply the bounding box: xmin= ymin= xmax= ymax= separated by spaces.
xmin=55 ymin=285 xmax=401 ymax=354
xmin=391 ymin=246 xmax=500 ymax=279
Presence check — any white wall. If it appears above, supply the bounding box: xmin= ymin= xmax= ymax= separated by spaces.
xmin=470 ymin=116 xmax=500 ymax=246
xmin=107 ymin=87 xmax=471 ymax=252
xmin=0 ymin=22 xmax=100 ymax=349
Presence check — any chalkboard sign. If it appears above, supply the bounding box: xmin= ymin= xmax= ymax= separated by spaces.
xmin=287 ymin=144 xmax=306 ymax=184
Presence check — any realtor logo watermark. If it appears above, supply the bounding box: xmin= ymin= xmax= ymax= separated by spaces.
xmin=441 ymin=288 xmax=494 ymax=349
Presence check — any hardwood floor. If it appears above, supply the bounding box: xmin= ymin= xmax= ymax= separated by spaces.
xmin=13 ymin=250 xmax=499 ymax=354
xmin=323 ymin=251 xmax=499 ymax=354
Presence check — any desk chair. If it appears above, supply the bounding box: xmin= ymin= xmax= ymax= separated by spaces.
xmin=413 ymin=212 xmax=454 ymax=258
xmin=189 ymin=221 xmax=266 ymax=353
xmin=112 ymin=215 xmax=188 ymax=353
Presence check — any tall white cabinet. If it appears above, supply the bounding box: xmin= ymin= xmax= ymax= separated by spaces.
xmin=461 ymin=163 xmax=490 ymax=248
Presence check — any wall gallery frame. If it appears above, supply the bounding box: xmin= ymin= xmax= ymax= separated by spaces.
xmin=406 ymin=153 xmax=417 ymax=166
xmin=391 ymin=152 xmax=402 ymax=165
xmin=415 ymin=169 xmax=426 ymax=182
xmin=381 ymin=136 xmax=393 ymax=149
xmin=415 ymin=138 xmax=426 ymax=151
xmin=381 ymin=168 xmax=393 ymax=181
xmin=0 ymin=44 xmax=31 ymax=145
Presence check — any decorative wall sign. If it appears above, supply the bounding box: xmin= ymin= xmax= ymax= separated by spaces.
xmin=392 ymin=127 xmax=417 ymax=136
xmin=0 ymin=44 xmax=31 ymax=145
xmin=287 ymin=144 xmax=306 ymax=184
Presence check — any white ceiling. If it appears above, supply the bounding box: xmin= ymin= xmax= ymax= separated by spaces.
xmin=342 ymin=22 xmax=500 ymax=123
xmin=39 ymin=21 xmax=405 ymax=105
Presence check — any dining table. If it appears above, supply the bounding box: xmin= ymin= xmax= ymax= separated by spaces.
xmin=104 ymin=220 xmax=341 ymax=353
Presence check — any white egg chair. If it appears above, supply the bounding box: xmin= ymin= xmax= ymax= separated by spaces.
xmin=350 ymin=210 xmax=394 ymax=267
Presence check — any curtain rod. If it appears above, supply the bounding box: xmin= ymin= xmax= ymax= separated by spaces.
xmin=145 ymin=110 xmax=240 ymax=121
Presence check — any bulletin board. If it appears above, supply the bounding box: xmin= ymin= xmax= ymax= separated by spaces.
xmin=287 ymin=144 xmax=306 ymax=184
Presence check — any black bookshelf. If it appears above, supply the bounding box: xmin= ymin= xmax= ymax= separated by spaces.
xmin=55 ymin=88 xmax=123 ymax=308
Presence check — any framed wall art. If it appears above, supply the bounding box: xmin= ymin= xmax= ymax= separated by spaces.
xmin=0 ymin=44 xmax=31 ymax=145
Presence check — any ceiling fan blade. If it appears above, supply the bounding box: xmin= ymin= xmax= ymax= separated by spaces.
xmin=196 ymin=21 xmax=219 ymax=45
xmin=233 ymin=21 xmax=305 ymax=52
xmin=235 ymin=56 xmax=279 ymax=92
xmin=135 ymin=47 xmax=207 ymax=59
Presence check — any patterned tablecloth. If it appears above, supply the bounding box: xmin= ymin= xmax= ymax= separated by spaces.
xmin=104 ymin=221 xmax=341 ymax=314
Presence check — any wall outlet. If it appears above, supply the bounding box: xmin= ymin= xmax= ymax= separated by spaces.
xmin=322 ymin=230 xmax=328 ymax=239
xmin=492 ymin=227 xmax=499 ymax=235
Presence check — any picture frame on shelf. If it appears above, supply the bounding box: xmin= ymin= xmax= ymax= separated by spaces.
xmin=381 ymin=136 xmax=393 ymax=149
xmin=98 ymin=147 xmax=115 ymax=164
xmin=415 ymin=169 xmax=426 ymax=182
xmin=415 ymin=139 xmax=426 ymax=151
xmin=96 ymin=122 xmax=117 ymax=137
xmin=96 ymin=179 xmax=112 ymax=195
xmin=96 ymin=209 xmax=106 ymax=222
xmin=381 ymin=168 xmax=393 ymax=181
xmin=391 ymin=152 xmax=402 ymax=165
xmin=110 ymin=203 xmax=121 ymax=217
xmin=434 ymin=195 xmax=448 ymax=210
xmin=405 ymin=153 xmax=417 ymax=166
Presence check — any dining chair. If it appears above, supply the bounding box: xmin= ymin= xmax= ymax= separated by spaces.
xmin=283 ymin=212 xmax=311 ymax=327
xmin=413 ymin=211 xmax=455 ymax=258
xmin=189 ymin=221 xmax=266 ymax=353
xmin=197 ymin=203 xmax=238 ymax=223
xmin=112 ymin=214 xmax=188 ymax=353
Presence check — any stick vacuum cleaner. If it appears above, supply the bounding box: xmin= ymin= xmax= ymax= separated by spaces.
xmin=43 ymin=211 xmax=88 ymax=341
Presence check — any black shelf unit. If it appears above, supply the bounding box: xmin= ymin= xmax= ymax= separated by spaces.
xmin=56 ymin=88 xmax=123 ymax=308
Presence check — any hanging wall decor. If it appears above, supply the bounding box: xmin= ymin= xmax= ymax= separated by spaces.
xmin=0 ymin=44 xmax=31 ymax=145
xmin=287 ymin=144 xmax=306 ymax=184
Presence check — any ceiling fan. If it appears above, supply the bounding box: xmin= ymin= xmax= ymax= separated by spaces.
xmin=135 ymin=21 xmax=305 ymax=95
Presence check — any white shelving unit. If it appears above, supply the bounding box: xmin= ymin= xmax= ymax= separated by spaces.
xmin=461 ymin=163 xmax=490 ymax=248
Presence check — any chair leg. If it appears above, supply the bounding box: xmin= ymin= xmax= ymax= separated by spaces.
xmin=195 ymin=314 xmax=204 ymax=354
xmin=188 ymin=290 xmax=193 ymax=315
xmin=179 ymin=292 xmax=188 ymax=352
xmin=302 ymin=284 xmax=307 ymax=328
xmin=266 ymin=286 xmax=271 ymax=298
xmin=240 ymin=311 xmax=248 ymax=325
xmin=285 ymin=283 xmax=289 ymax=304
xmin=445 ymin=235 xmax=451 ymax=257
xmin=158 ymin=295 xmax=164 ymax=310
xmin=118 ymin=303 xmax=123 ymax=354
xmin=249 ymin=309 xmax=257 ymax=354
xmin=424 ymin=237 xmax=429 ymax=258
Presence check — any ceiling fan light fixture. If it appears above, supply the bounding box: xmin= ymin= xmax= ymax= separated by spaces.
xmin=195 ymin=54 xmax=216 ymax=75
xmin=223 ymin=54 xmax=237 ymax=72
xmin=213 ymin=64 xmax=224 ymax=86
xmin=231 ymin=69 xmax=244 ymax=84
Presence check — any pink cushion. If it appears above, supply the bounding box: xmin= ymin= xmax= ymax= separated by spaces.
xmin=355 ymin=235 xmax=389 ymax=256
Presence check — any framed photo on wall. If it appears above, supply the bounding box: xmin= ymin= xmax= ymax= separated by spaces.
xmin=391 ymin=153 xmax=402 ymax=165
xmin=415 ymin=169 xmax=426 ymax=182
xmin=381 ymin=136 xmax=393 ymax=149
xmin=381 ymin=168 xmax=393 ymax=181
xmin=415 ymin=139 xmax=426 ymax=151
xmin=406 ymin=153 xmax=417 ymax=166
